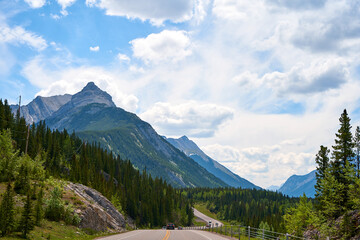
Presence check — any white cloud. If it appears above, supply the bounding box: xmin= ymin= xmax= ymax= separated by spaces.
xmin=21 ymin=55 xmax=139 ymax=112
xmin=0 ymin=25 xmax=47 ymax=51
xmin=130 ymin=30 xmax=192 ymax=64
xmin=24 ymin=0 xmax=46 ymax=8
xmin=212 ymin=0 xmax=264 ymax=21
xmin=89 ymin=46 xmax=99 ymax=52
xmin=140 ymin=101 xmax=234 ymax=138
xmin=234 ymin=58 xmax=350 ymax=96
xmin=117 ymin=53 xmax=130 ymax=61
xmin=202 ymin=142 xmax=315 ymax=187
xmin=269 ymin=0 xmax=327 ymax=10
xmin=85 ymin=0 xmax=208 ymax=25
xmin=56 ymin=0 xmax=77 ymax=16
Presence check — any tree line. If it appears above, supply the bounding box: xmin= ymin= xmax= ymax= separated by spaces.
xmin=184 ymin=187 xmax=299 ymax=232
xmin=0 ymin=99 xmax=194 ymax=237
xmin=284 ymin=109 xmax=360 ymax=239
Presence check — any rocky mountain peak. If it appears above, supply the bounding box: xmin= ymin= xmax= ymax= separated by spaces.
xmin=71 ymin=82 xmax=116 ymax=108
xmin=82 ymin=82 xmax=99 ymax=91
xmin=180 ymin=135 xmax=189 ymax=140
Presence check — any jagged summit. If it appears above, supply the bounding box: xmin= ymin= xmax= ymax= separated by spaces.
xmin=180 ymin=135 xmax=189 ymax=140
xmin=82 ymin=81 xmax=98 ymax=91
xmin=72 ymin=82 xmax=116 ymax=108
xmin=10 ymin=94 xmax=72 ymax=124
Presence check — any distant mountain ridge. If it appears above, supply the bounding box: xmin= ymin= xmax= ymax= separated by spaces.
xmin=10 ymin=94 xmax=72 ymax=123
xmin=165 ymin=136 xmax=260 ymax=189
xmin=278 ymin=170 xmax=316 ymax=198
xmin=14 ymin=82 xmax=227 ymax=188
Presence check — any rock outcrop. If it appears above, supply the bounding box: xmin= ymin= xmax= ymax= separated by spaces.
xmin=11 ymin=94 xmax=72 ymax=124
xmin=66 ymin=182 xmax=129 ymax=232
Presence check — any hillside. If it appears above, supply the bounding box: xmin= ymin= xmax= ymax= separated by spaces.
xmin=278 ymin=170 xmax=316 ymax=198
xmin=166 ymin=136 xmax=260 ymax=189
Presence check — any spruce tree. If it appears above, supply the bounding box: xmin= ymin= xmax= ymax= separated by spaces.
xmin=314 ymin=145 xmax=330 ymax=210
xmin=0 ymin=182 xmax=15 ymax=237
xmin=35 ymin=187 xmax=44 ymax=226
xmin=332 ymin=109 xmax=355 ymax=178
xmin=330 ymin=109 xmax=355 ymax=216
xmin=19 ymin=191 xmax=34 ymax=238
xmin=14 ymin=162 xmax=30 ymax=194
xmin=354 ymin=126 xmax=360 ymax=178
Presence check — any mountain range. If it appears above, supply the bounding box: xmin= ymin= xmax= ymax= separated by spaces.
xmin=165 ymin=136 xmax=260 ymax=189
xmin=12 ymin=82 xmax=316 ymax=194
xmin=11 ymin=82 xmax=229 ymax=188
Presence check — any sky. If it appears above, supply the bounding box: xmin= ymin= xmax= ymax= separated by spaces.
xmin=1 ymin=0 xmax=360 ymax=188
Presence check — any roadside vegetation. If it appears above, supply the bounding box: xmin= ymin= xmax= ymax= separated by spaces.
xmin=185 ymin=110 xmax=360 ymax=239
xmin=186 ymin=189 xmax=297 ymax=233
xmin=284 ymin=109 xmax=360 ymax=239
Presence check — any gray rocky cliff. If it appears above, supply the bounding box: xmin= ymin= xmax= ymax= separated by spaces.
xmin=66 ymin=182 xmax=132 ymax=232
xmin=11 ymin=94 xmax=72 ymax=124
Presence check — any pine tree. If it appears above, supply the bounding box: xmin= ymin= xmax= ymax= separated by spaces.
xmin=19 ymin=191 xmax=34 ymax=238
xmin=314 ymin=145 xmax=330 ymax=204
xmin=330 ymin=109 xmax=355 ymax=211
xmin=0 ymin=129 xmax=20 ymax=182
xmin=354 ymin=126 xmax=360 ymax=178
xmin=332 ymin=109 xmax=355 ymax=179
xmin=35 ymin=187 xmax=44 ymax=226
xmin=0 ymin=182 xmax=15 ymax=237
xmin=14 ymin=162 xmax=30 ymax=194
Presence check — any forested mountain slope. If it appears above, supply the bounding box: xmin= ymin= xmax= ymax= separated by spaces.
xmin=14 ymin=82 xmax=227 ymax=188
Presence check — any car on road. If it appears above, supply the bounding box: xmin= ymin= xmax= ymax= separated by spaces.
xmin=166 ymin=223 xmax=175 ymax=230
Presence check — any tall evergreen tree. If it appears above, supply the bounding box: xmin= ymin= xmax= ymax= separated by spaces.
xmin=19 ymin=191 xmax=34 ymax=238
xmin=315 ymin=145 xmax=330 ymax=203
xmin=330 ymin=109 xmax=355 ymax=216
xmin=354 ymin=126 xmax=360 ymax=179
xmin=14 ymin=161 xmax=30 ymax=194
xmin=0 ymin=182 xmax=15 ymax=237
xmin=332 ymin=109 xmax=355 ymax=177
xmin=0 ymin=129 xmax=19 ymax=182
xmin=35 ymin=187 xmax=44 ymax=226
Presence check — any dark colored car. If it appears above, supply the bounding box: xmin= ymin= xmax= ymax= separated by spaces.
xmin=166 ymin=223 xmax=175 ymax=230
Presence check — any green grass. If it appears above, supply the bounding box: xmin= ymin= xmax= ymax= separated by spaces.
xmin=194 ymin=203 xmax=234 ymax=226
xmin=194 ymin=203 xmax=218 ymax=220
xmin=0 ymin=220 xmax=114 ymax=240
xmin=0 ymin=182 xmax=119 ymax=240
xmin=193 ymin=217 xmax=206 ymax=227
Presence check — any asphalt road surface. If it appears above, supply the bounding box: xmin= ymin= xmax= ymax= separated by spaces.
xmin=98 ymin=229 xmax=232 ymax=240
xmin=193 ymin=208 xmax=223 ymax=227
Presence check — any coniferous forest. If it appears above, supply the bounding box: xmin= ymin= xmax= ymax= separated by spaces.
xmin=184 ymin=187 xmax=298 ymax=232
xmin=0 ymin=99 xmax=194 ymax=238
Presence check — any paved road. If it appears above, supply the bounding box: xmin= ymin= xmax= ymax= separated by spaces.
xmin=98 ymin=230 xmax=232 ymax=240
xmin=193 ymin=208 xmax=223 ymax=227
